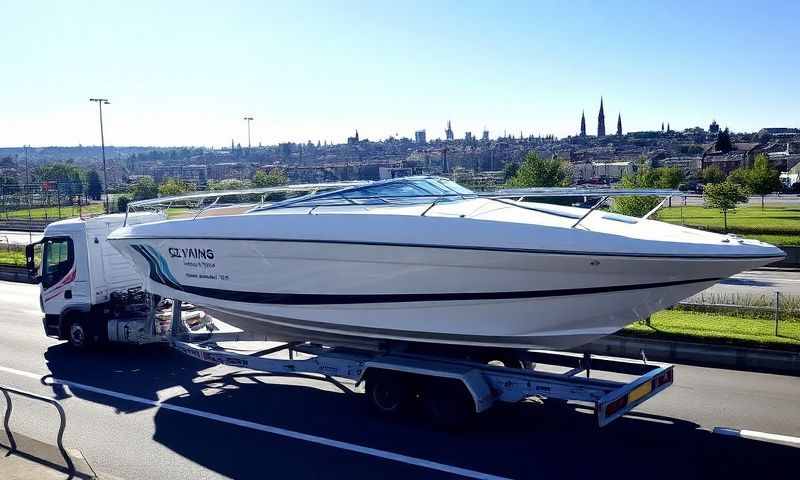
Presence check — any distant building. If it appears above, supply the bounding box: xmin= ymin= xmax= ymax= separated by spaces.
xmin=445 ymin=121 xmax=454 ymax=141
xmin=414 ymin=130 xmax=427 ymax=144
xmin=597 ymin=98 xmax=605 ymax=137
xmin=572 ymin=161 xmax=633 ymax=182
xmin=709 ymin=120 xmax=720 ymax=135
xmin=154 ymin=164 xmax=207 ymax=187
xmin=347 ymin=130 xmax=360 ymax=145
xmin=208 ymin=162 xmax=246 ymax=180
xmin=465 ymin=131 xmax=474 ymax=143
xmin=616 ymin=114 xmax=622 ymax=136
xmin=580 ymin=111 xmax=586 ymax=137
xmin=758 ymin=127 xmax=800 ymax=138
xmin=379 ymin=166 xmax=413 ymax=179
xmin=482 ymin=129 xmax=490 ymax=141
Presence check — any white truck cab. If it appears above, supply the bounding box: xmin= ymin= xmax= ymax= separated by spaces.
xmin=27 ymin=212 xmax=166 ymax=346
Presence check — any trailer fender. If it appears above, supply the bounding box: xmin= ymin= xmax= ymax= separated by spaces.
xmin=361 ymin=362 xmax=494 ymax=413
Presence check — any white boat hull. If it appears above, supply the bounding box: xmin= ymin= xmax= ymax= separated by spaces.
xmin=110 ymin=236 xmax=777 ymax=349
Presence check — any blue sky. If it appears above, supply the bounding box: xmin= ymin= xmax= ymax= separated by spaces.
xmin=1 ymin=1 xmax=798 ymax=147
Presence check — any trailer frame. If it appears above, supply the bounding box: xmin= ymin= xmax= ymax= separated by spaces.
xmin=170 ymin=301 xmax=674 ymax=427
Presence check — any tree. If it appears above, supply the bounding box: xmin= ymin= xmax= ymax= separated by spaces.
xmin=701 ymin=165 xmax=725 ymax=184
xmin=158 ymin=178 xmax=191 ymax=196
xmin=714 ymin=128 xmax=733 ymax=153
xmin=130 ymin=177 xmax=159 ymax=200
xmin=86 ymin=170 xmax=103 ymax=200
xmin=117 ymin=195 xmax=131 ymax=213
xmin=613 ymin=166 xmax=681 ymax=217
xmin=613 ymin=168 xmax=661 ymax=217
xmin=727 ymin=167 xmax=749 ymax=187
xmin=655 ymin=166 xmax=684 ymax=189
xmin=33 ymin=163 xmax=85 ymax=196
xmin=209 ymin=179 xmax=249 ymax=191
xmin=703 ymin=181 xmax=749 ymax=232
xmin=507 ymin=152 xmax=571 ymax=188
xmin=503 ymin=162 xmax=519 ymax=181
xmin=253 ymin=168 xmax=288 ymax=188
xmin=745 ymin=154 xmax=782 ymax=210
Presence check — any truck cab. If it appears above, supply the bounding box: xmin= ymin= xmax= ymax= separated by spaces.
xmin=27 ymin=212 xmax=165 ymax=347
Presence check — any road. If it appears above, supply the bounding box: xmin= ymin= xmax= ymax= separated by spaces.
xmin=702 ymin=269 xmax=800 ymax=297
xmin=0 ymin=280 xmax=798 ymax=479
xmin=0 ymin=230 xmax=41 ymax=245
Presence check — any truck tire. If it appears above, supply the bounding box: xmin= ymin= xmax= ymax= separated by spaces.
xmin=66 ymin=317 xmax=93 ymax=350
xmin=364 ymin=371 xmax=412 ymax=416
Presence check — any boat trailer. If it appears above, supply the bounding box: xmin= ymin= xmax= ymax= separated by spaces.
xmin=169 ymin=300 xmax=674 ymax=428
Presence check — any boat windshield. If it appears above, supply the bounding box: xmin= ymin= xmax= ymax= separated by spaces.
xmin=250 ymin=177 xmax=475 ymax=210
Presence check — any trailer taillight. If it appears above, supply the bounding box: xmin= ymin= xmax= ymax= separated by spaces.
xmin=605 ymin=395 xmax=628 ymax=417
xmin=653 ymin=369 xmax=673 ymax=388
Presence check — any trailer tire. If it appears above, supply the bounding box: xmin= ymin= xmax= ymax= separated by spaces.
xmin=364 ymin=371 xmax=411 ymax=416
xmin=422 ymin=378 xmax=475 ymax=429
xmin=66 ymin=317 xmax=93 ymax=350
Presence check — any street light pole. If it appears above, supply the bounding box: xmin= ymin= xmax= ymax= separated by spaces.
xmin=243 ymin=116 xmax=254 ymax=151
xmin=24 ymin=145 xmax=29 ymax=184
xmin=89 ymin=98 xmax=110 ymax=212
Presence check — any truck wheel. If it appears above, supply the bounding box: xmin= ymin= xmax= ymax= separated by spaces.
xmin=66 ymin=318 xmax=93 ymax=349
xmin=422 ymin=378 xmax=475 ymax=429
xmin=365 ymin=371 xmax=411 ymax=416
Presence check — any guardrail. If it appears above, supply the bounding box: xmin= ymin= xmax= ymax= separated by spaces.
xmin=0 ymin=384 xmax=73 ymax=473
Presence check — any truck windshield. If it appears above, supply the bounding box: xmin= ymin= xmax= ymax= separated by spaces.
xmin=42 ymin=237 xmax=74 ymax=289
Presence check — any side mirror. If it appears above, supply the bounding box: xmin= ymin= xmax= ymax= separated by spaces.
xmin=25 ymin=243 xmax=42 ymax=284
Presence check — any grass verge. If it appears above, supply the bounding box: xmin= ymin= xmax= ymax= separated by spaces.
xmin=0 ymin=248 xmax=26 ymax=266
xmin=658 ymin=205 xmax=800 ymax=245
xmin=0 ymin=203 xmax=105 ymax=219
xmin=623 ymin=309 xmax=800 ymax=351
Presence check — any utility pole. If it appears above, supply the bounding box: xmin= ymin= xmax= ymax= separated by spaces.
xmin=243 ymin=116 xmax=254 ymax=151
xmin=24 ymin=145 xmax=29 ymax=184
xmin=89 ymin=98 xmax=110 ymax=212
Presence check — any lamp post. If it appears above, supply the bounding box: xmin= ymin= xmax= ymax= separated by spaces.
xmin=243 ymin=116 xmax=254 ymax=151
xmin=89 ymin=98 xmax=110 ymax=212
xmin=24 ymin=145 xmax=29 ymax=184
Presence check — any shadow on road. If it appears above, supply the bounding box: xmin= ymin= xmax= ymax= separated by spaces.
xmin=42 ymin=343 xmax=797 ymax=479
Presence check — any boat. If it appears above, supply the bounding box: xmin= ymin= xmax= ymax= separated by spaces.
xmin=107 ymin=176 xmax=785 ymax=351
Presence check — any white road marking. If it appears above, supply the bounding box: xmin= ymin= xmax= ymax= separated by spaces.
xmin=713 ymin=427 xmax=800 ymax=447
xmin=0 ymin=364 xmax=512 ymax=480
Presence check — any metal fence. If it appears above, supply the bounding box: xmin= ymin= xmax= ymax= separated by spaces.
xmin=0 ymin=182 xmax=90 ymax=225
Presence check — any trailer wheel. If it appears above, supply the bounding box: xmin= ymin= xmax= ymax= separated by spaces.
xmin=66 ymin=317 xmax=93 ymax=349
xmin=365 ymin=371 xmax=410 ymax=416
xmin=422 ymin=379 xmax=475 ymax=429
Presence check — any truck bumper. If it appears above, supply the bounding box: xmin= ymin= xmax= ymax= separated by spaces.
xmin=43 ymin=315 xmax=61 ymax=338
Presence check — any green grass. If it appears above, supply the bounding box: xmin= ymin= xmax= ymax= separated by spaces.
xmin=658 ymin=205 xmax=800 ymax=246
xmin=0 ymin=203 xmax=105 ymax=219
xmin=0 ymin=248 xmax=26 ymax=266
xmin=624 ymin=310 xmax=800 ymax=351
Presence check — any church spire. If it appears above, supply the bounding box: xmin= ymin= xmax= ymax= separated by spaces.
xmin=616 ymin=113 xmax=622 ymax=136
xmin=597 ymin=97 xmax=606 ymax=137
xmin=580 ymin=110 xmax=586 ymax=136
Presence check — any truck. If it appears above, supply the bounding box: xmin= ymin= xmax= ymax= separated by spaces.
xmin=27 ymin=212 xmax=674 ymax=427
xmin=25 ymin=212 xmax=235 ymax=348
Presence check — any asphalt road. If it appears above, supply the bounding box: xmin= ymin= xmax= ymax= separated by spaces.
xmin=0 ymin=281 xmax=798 ymax=480
xmin=702 ymin=269 xmax=800 ymax=297
xmin=0 ymin=230 xmax=41 ymax=245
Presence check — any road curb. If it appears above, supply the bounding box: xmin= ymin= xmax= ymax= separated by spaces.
xmin=583 ymin=334 xmax=800 ymax=376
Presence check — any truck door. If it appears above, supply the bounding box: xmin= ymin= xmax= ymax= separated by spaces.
xmin=39 ymin=237 xmax=76 ymax=313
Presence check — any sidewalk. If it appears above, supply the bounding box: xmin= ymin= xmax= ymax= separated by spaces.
xmin=0 ymin=429 xmax=96 ymax=480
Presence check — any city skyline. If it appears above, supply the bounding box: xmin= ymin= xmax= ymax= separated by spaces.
xmin=2 ymin=1 xmax=799 ymax=148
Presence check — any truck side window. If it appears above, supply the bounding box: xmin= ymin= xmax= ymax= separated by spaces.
xmin=42 ymin=238 xmax=74 ymax=289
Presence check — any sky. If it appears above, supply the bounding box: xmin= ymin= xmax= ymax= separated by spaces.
xmin=1 ymin=0 xmax=798 ymax=147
